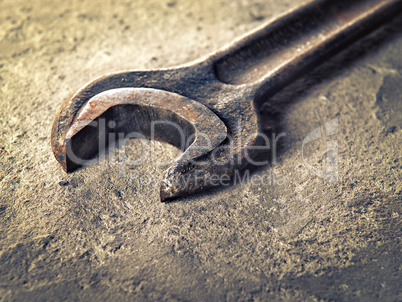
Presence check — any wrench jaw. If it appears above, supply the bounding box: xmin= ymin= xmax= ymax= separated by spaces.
xmin=159 ymin=131 xmax=262 ymax=202
xmin=53 ymin=84 xmax=263 ymax=202
xmin=160 ymin=159 xmax=226 ymax=202
xmin=160 ymin=104 xmax=262 ymax=202
xmin=50 ymin=57 xmax=265 ymax=202
xmin=51 ymin=90 xmax=82 ymax=173
xmin=160 ymin=162 xmax=200 ymax=202
xmin=51 ymin=68 xmax=186 ymax=173
xmin=53 ymin=87 xmax=230 ymax=201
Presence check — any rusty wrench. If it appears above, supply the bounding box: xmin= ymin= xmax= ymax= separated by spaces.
xmin=51 ymin=0 xmax=402 ymax=201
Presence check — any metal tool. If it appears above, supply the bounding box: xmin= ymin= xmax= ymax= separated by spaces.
xmin=51 ymin=0 xmax=402 ymax=202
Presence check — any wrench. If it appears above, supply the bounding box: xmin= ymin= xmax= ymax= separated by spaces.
xmin=51 ymin=0 xmax=402 ymax=201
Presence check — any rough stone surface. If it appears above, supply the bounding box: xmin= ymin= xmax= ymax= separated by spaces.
xmin=0 ymin=0 xmax=401 ymax=301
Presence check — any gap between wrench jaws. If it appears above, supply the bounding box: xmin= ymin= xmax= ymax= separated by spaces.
xmin=51 ymin=0 xmax=402 ymax=202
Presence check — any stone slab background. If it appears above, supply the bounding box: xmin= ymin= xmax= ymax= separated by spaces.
xmin=0 ymin=0 xmax=401 ymax=300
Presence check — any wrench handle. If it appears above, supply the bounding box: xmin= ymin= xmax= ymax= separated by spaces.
xmin=213 ymin=0 xmax=402 ymax=97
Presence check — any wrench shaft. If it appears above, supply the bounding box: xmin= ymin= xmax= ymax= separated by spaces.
xmin=214 ymin=0 xmax=402 ymax=95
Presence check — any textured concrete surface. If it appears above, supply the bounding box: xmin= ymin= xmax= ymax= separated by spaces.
xmin=0 ymin=0 xmax=401 ymax=301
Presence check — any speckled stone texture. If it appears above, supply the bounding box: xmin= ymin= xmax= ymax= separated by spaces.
xmin=0 ymin=0 xmax=401 ymax=301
